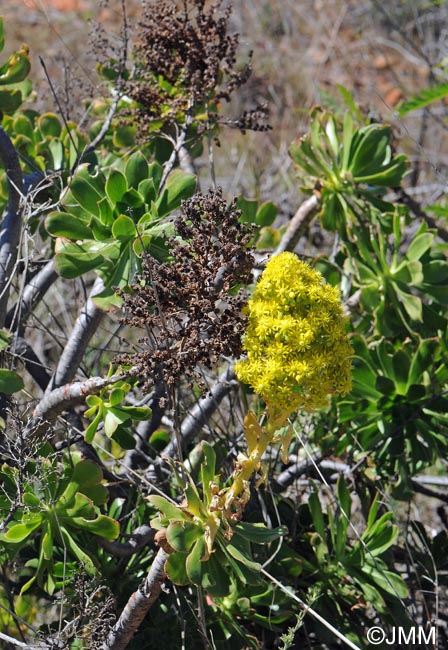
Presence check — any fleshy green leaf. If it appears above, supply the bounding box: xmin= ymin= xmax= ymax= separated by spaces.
xmin=232 ymin=522 xmax=287 ymax=544
xmin=71 ymin=514 xmax=119 ymax=540
xmin=149 ymin=495 xmax=189 ymax=522
xmin=106 ymin=169 xmax=128 ymax=204
xmin=0 ymin=87 xmax=22 ymax=113
xmin=38 ymin=112 xmax=62 ymax=137
xmin=225 ymin=543 xmax=261 ymax=572
xmin=155 ymin=170 xmax=196 ymax=217
xmin=0 ymin=45 xmax=30 ymax=85
xmin=125 ymin=151 xmax=149 ymax=189
xmin=200 ymin=442 xmax=216 ymax=506
xmin=0 ymin=369 xmax=24 ymax=393
xmin=68 ymin=166 xmax=105 ymax=217
xmin=104 ymin=408 xmax=129 ymax=436
xmin=395 ymin=286 xmax=422 ymax=322
xmin=0 ymin=328 xmax=10 ymax=350
xmin=3 ymin=516 xmax=43 ymax=542
xmin=165 ymin=552 xmax=190 ymax=585
xmin=308 ymin=490 xmax=326 ymax=539
xmin=362 ymin=564 xmax=408 ymax=598
xmin=167 ymin=520 xmax=203 ymax=553
xmin=406 ymin=232 xmax=434 ymax=261
xmin=186 ymin=537 xmax=208 ymax=585
xmin=111 ymin=215 xmax=137 ymax=241
xmin=46 ymin=212 xmax=92 ymax=240
xmin=59 ymin=526 xmax=96 ymax=573
xmin=256 ymin=201 xmax=278 ymax=227
xmin=237 ymin=196 xmax=258 ymax=223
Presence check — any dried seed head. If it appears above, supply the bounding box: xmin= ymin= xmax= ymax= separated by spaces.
xmin=117 ymin=188 xmax=255 ymax=392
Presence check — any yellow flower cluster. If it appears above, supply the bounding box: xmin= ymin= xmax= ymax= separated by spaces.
xmin=235 ymin=252 xmax=353 ymax=419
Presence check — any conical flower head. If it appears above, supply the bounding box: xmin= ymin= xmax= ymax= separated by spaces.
xmin=235 ymin=252 xmax=352 ymax=419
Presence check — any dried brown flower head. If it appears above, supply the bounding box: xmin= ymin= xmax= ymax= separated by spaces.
xmin=123 ymin=0 xmax=262 ymax=140
xmin=117 ymin=188 xmax=255 ymax=391
xmin=221 ymin=103 xmax=272 ymax=134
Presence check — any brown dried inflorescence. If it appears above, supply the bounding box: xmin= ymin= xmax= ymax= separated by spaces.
xmin=221 ymin=103 xmax=272 ymax=134
xmin=125 ymin=0 xmax=264 ymax=140
xmin=117 ymin=189 xmax=254 ymax=392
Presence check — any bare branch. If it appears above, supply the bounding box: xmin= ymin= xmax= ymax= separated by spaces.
xmin=411 ymin=479 xmax=448 ymax=504
xmin=159 ymin=107 xmax=194 ymax=191
xmin=0 ymin=630 xmax=50 ymax=649
xmin=25 ymin=367 xmax=136 ymax=440
xmin=98 ymin=525 xmax=154 ymax=558
xmin=6 ymin=259 xmax=58 ymax=333
xmin=160 ymin=363 xmax=238 ymax=460
xmin=39 ymin=56 xmax=80 ymax=162
xmin=13 ymin=337 xmax=51 ymax=390
xmin=74 ymin=94 xmax=121 ymax=170
xmin=0 ymin=127 xmax=24 ymax=327
xmin=47 ymin=277 xmax=105 ymax=391
xmin=345 ymin=289 xmax=361 ymax=316
xmin=252 ymin=194 xmax=320 ymax=282
xmin=178 ymin=144 xmax=197 ymax=176
xmin=273 ymin=452 xmax=323 ymax=492
xmin=273 ymin=194 xmax=320 ymax=256
xmin=101 ymin=547 xmax=169 ymax=650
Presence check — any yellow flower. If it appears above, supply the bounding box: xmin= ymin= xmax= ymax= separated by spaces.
xmin=235 ymin=252 xmax=352 ymax=420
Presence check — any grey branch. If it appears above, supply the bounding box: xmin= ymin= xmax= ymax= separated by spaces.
xmin=345 ymin=289 xmax=361 ymax=316
xmin=48 ymin=276 xmax=105 ymax=391
xmin=159 ymin=107 xmax=194 ymax=191
xmin=160 ymin=364 xmax=238 ymax=460
xmin=178 ymin=145 xmax=197 ymax=176
xmin=273 ymin=452 xmax=324 ymax=491
xmin=25 ymin=367 xmax=136 ymax=440
xmin=0 ymin=631 xmax=49 ymax=649
xmin=411 ymin=478 xmax=448 ymax=504
xmin=13 ymin=336 xmax=51 ymax=390
xmin=98 ymin=525 xmax=154 ymax=558
xmin=273 ymin=194 xmax=320 ymax=255
xmin=6 ymin=259 xmax=58 ymax=333
xmin=0 ymin=127 xmax=24 ymax=327
xmin=74 ymin=91 xmax=122 ymax=171
xmin=101 ymin=547 xmax=169 ymax=650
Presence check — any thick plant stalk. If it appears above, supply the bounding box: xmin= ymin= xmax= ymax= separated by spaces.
xmin=0 ymin=127 xmax=23 ymax=327
xmin=47 ymin=276 xmax=105 ymax=391
xmin=101 ymin=547 xmax=169 ymax=650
